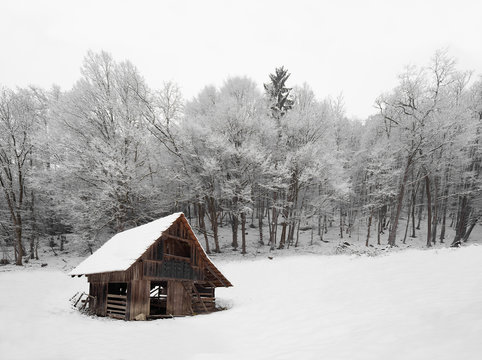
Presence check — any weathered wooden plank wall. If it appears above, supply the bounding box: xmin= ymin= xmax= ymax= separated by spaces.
xmin=89 ymin=282 xmax=107 ymax=316
xmin=166 ymin=280 xmax=192 ymax=315
xmin=87 ymin=262 xmax=143 ymax=283
xmin=127 ymin=280 xmax=150 ymax=320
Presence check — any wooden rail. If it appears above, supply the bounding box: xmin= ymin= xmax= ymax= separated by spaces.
xmin=164 ymin=254 xmax=191 ymax=262
xmin=106 ymin=294 xmax=127 ymax=319
xmin=163 ymin=234 xmax=191 ymax=243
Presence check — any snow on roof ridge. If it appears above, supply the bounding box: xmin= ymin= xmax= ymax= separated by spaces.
xmin=69 ymin=212 xmax=184 ymax=276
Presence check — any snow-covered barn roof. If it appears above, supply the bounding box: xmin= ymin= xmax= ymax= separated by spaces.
xmin=68 ymin=213 xmax=231 ymax=288
xmin=69 ymin=212 xmax=231 ymax=287
xmin=69 ymin=212 xmax=183 ymax=276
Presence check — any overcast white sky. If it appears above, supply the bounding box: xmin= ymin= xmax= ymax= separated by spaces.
xmin=1 ymin=0 xmax=481 ymax=119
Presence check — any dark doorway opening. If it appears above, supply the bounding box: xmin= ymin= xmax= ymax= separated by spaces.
xmin=149 ymin=281 xmax=168 ymax=316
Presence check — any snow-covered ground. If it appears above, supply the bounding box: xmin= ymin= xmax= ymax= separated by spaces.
xmin=1 ymin=245 xmax=482 ymax=360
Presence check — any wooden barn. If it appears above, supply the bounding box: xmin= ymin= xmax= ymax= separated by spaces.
xmin=69 ymin=212 xmax=232 ymax=320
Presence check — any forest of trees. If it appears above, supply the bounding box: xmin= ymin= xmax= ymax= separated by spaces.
xmin=1 ymin=49 xmax=480 ymax=265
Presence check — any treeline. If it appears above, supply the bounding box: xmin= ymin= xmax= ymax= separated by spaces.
xmin=0 ymin=50 xmax=480 ymax=265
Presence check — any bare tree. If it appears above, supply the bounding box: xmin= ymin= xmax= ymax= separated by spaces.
xmin=0 ymin=87 xmax=44 ymax=265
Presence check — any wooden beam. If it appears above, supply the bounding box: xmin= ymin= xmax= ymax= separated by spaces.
xmin=107 ymin=294 xmax=127 ymax=300
xmin=206 ymin=266 xmax=226 ymax=287
xmin=163 ymin=234 xmax=191 ymax=243
xmin=164 ymin=254 xmax=190 ymax=261
xmin=107 ymin=304 xmax=127 ymax=310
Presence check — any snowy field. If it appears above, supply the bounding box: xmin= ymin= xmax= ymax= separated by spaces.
xmin=1 ymin=245 xmax=482 ymax=360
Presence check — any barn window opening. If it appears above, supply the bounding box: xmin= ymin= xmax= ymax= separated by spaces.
xmin=165 ymin=239 xmax=191 ymax=258
xmin=108 ymin=282 xmax=127 ymax=296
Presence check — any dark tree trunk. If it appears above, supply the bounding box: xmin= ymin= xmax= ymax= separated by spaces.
xmin=318 ymin=214 xmax=321 ymax=236
xmin=231 ymin=213 xmax=239 ymax=250
xmin=29 ymin=191 xmax=36 ymax=259
xmin=403 ymin=199 xmax=411 ymax=244
xmin=60 ymin=235 xmax=65 ymax=252
xmin=241 ymin=212 xmax=247 ymax=254
xmin=366 ymin=212 xmax=373 ymax=247
xmin=205 ymin=196 xmax=220 ymax=253
xmin=295 ymin=217 xmax=301 ymax=247
xmin=425 ymin=175 xmax=432 ymax=248
xmin=462 ymin=215 xmax=478 ymax=242
xmin=380 ymin=205 xmax=387 ymax=230
xmin=269 ymin=191 xmax=278 ymax=250
xmin=411 ymin=180 xmax=417 ymax=238
xmin=439 ymin=203 xmax=447 ymax=243
xmin=439 ymin=185 xmax=449 ymax=243
xmin=29 ymin=234 xmax=35 ymax=259
xmin=431 ymin=177 xmax=439 ymax=245
xmin=15 ymin=223 xmax=23 ymax=266
xmin=278 ymin=222 xmax=287 ymax=249
xmin=339 ymin=208 xmax=344 ymax=239
xmin=416 ymin=182 xmax=425 ymax=230
xmin=388 ymin=157 xmax=413 ymax=246
xmin=258 ymin=198 xmax=264 ymax=245
xmin=452 ymin=196 xmax=469 ymax=246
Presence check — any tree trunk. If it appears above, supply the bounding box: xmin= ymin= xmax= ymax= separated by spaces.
xmin=278 ymin=222 xmax=287 ymax=249
xmin=410 ymin=180 xmax=417 ymax=238
xmin=425 ymin=175 xmax=432 ymax=248
xmin=318 ymin=214 xmax=321 ymax=236
xmin=366 ymin=212 xmax=373 ymax=247
xmin=403 ymin=199 xmax=411 ymax=244
xmin=388 ymin=157 xmax=413 ymax=246
xmin=287 ymin=205 xmax=297 ymax=244
xmin=35 ymin=237 xmax=39 ymax=260
xmin=431 ymin=177 xmax=438 ymax=245
xmin=269 ymin=191 xmax=278 ymax=250
xmin=439 ymin=198 xmax=447 ymax=243
xmin=198 ymin=203 xmax=210 ymax=254
xmin=29 ymin=234 xmax=35 ymax=259
xmin=258 ymin=197 xmax=264 ymax=245
xmin=29 ymin=191 xmax=36 ymax=259
xmin=15 ymin=222 xmax=23 ymax=266
xmin=380 ymin=205 xmax=387 ymax=231
xmin=241 ymin=212 xmax=247 ymax=255
xmin=410 ymin=198 xmax=416 ymax=238
xmin=439 ymin=204 xmax=447 ymax=244
xmin=231 ymin=213 xmax=239 ymax=250
xmin=295 ymin=217 xmax=301 ymax=247
xmin=288 ymin=177 xmax=299 ymax=244
xmin=377 ymin=209 xmax=381 ymax=245
xmin=416 ymin=182 xmax=425 ymax=230
xmin=205 ymin=196 xmax=220 ymax=253
xmin=452 ymin=195 xmax=469 ymax=246
xmin=339 ymin=208 xmax=344 ymax=239
xmin=462 ymin=215 xmax=478 ymax=242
